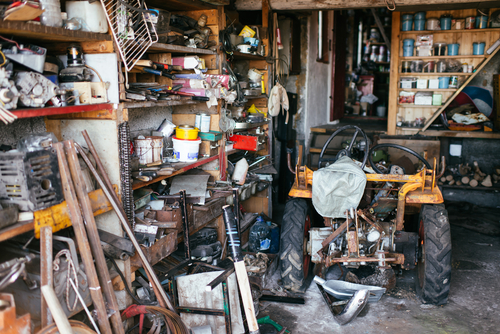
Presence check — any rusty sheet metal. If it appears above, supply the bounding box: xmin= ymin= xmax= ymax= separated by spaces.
xmin=0 ymin=294 xmax=30 ymax=334
xmin=357 ymin=210 xmax=384 ymax=233
xmin=346 ymin=231 xmax=358 ymax=255
xmin=33 ymin=185 xmax=118 ymax=238
xmin=406 ymin=187 xmax=444 ymax=204
xmin=130 ymin=231 xmax=177 ymax=270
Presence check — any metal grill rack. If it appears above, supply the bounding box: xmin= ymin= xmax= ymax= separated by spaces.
xmin=100 ymin=0 xmax=158 ymax=71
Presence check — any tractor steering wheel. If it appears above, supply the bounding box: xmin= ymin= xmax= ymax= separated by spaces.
xmin=368 ymin=143 xmax=432 ymax=174
xmin=318 ymin=125 xmax=369 ymax=169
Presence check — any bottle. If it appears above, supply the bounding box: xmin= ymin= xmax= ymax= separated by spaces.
xmin=248 ymin=216 xmax=271 ymax=253
xmin=39 ymin=0 xmax=63 ymax=27
xmin=268 ymin=222 xmax=280 ymax=254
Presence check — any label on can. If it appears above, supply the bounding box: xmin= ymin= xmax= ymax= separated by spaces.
xmin=449 ymin=76 xmax=458 ymax=88
xmin=465 ymin=17 xmax=475 ymax=29
xmin=195 ymin=114 xmax=201 ymax=130
xmin=200 ymin=114 xmax=211 ymax=133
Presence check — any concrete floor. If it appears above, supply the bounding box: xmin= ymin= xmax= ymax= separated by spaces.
xmin=259 ymin=204 xmax=500 ymax=333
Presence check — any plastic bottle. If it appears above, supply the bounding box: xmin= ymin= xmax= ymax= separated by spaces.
xmin=248 ymin=216 xmax=271 ymax=253
xmin=268 ymin=222 xmax=280 ymax=254
xmin=39 ymin=0 xmax=63 ymax=27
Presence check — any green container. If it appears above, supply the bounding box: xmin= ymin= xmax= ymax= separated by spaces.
xmin=199 ymin=131 xmax=223 ymax=141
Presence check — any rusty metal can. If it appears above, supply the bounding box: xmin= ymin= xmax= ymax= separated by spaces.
xmin=465 ymin=16 xmax=475 ymax=29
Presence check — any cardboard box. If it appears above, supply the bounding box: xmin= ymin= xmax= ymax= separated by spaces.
xmin=415 ymin=92 xmax=433 ymax=105
xmin=429 ymin=79 xmax=440 ymax=89
xmin=417 ymin=79 xmax=428 ymax=89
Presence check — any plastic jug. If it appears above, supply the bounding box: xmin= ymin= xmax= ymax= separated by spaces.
xmin=268 ymin=222 xmax=280 ymax=254
xmin=249 ymin=217 xmax=271 ymax=253
xmin=39 ymin=0 xmax=63 ymax=27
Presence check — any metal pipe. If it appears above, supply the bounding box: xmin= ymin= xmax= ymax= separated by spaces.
xmin=179 ymin=190 xmax=191 ymax=260
xmin=69 ymin=278 xmax=101 ymax=334
xmin=53 ymin=142 xmax=113 ymax=334
xmin=287 ymin=149 xmax=296 ymax=174
xmin=76 ymin=143 xmax=175 ymax=312
xmin=232 ymin=188 xmax=241 ymax=240
xmin=64 ymin=140 xmax=125 ymax=334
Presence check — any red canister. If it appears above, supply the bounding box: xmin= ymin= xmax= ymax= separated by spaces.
xmin=465 ymin=16 xmax=475 ymax=29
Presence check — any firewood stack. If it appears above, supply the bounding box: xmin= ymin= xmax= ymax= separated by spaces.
xmin=437 ymin=161 xmax=499 ymax=188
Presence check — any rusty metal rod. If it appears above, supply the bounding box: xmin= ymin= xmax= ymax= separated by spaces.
xmin=53 ymin=142 xmax=113 ymax=334
xmin=81 ymin=131 xmax=131 ymax=227
xmin=40 ymin=226 xmax=53 ymax=328
xmin=64 ymin=140 xmax=125 ymax=334
xmin=76 ymin=144 xmax=175 ymax=312
xmin=179 ymin=189 xmax=191 ymax=260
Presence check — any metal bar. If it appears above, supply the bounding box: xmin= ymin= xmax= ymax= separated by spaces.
xmin=259 ymin=295 xmax=305 ymax=304
xmin=232 ymin=188 xmax=241 ymax=240
xmin=317 ymin=283 xmax=338 ymax=317
xmin=64 ymin=140 xmax=125 ymax=334
xmin=175 ymin=307 xmax=225 ymax=316
xmin=53 ymin=142 xmax=113 ymax=334
xmin=76 ymin=143 xmax=175 ymax=312
xmin=12 ymin=103 xmax=114 ymax=119
xmin=222 ymin=282 xmax=232 ymax=334
xmin=180 ymin=190 xmax=191 ymax=260
xmin=40 ymin=226 xmax=53 ymax=327
xmin=206 ymin=266 xmax=235 ymax=291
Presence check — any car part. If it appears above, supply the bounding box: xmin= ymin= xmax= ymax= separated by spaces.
xmin=314 ymin=276 xmax=385 ymax=303
xmin=15 ymin=72 xmax=62 ymax=108
xmin=3 ymin=43 xmax=47 ymax=73
xmin=59 ymin=45 xmax=93 ymax=82
xmin=368 ymin=143 xmax=431 ymax=174
xmin=0 ymin=149 xmax=64 ymax=211
xmin=417 ymin=204 xmax=451 ymax=305
xmin=0 ymin=67 xmax=19 ymax=110
xmin=318 ymin=125 xmax=369 ymax=169
xmin=0 ymin=293 xmax=31 ymax=334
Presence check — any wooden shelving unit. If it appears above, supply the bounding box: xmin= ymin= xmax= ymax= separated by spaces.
xmin=388 ymin=8 xmax=500 ymax=137
xmin=12 ymin=103 xmax=115 ymax=119
xmin=148 ymin=43 xmax=217 ymax=54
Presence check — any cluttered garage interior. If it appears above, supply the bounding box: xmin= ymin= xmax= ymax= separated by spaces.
xmin=0 ymin=0 xmax=499 ymax=332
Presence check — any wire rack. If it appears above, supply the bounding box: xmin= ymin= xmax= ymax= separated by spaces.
xmin=100 ymin=0 xmax=158 ymax=71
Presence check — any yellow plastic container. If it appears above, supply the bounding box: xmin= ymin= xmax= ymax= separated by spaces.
xmin=175 ymin=125 xmax=199 ymax=140
xmin=239 ymin=25 xmax=256 ymax=38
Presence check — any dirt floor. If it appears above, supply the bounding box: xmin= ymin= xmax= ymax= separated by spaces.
xmin=258 ymin=203 xmax=500 ymax=333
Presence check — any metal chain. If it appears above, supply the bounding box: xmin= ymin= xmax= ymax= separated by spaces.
xmin=53 ymin=249 xmax=78 ymax=311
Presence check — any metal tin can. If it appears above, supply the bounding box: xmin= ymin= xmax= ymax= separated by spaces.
xmin=465 ymin=16 xmax=475 ymax=29
xmin=468 ymin=64 xmax=473 ymax=73
xmin=449 ymin=76 xmax=459 ymax=88
xmin=195 ymin=114 xmax=202 ymax=130
xmin=199 ymin=113 xmax=211 ymax=133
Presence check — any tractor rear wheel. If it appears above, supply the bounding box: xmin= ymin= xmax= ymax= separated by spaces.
xmin=417 ymin=204 xmax=452 ymax=305
xmin=280 ymin=199 xmax=311 ymax=291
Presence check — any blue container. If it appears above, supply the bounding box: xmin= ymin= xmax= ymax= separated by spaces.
xmin=402 ymin=14 xmax=413 ymax=31
xmin=447 ymin=43 xmax=459 ymax=56
xmin=476 ymin=15 xmax=488 ymax=29
xmin=439 ymin=77 xmax=450 ymax=89
xmin=473 ymin=42 xmax=486 ymax=55
xmin=249 ymin=217 xmax=271 ymax=253
xmin=414 ymin=19 xmax=426 ymax=31
xmin=414 ymin=12 xmax=426 ymax=20
xmin=268 ymin=222 xmax=280 ymax=254
xmin=403 ymin=38 xmax=415 ymax=57
xmin=440 ymin=16 xmax=452 ymax=30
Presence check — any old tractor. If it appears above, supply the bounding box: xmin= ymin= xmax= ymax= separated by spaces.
xmin=280 ymin=125 xmax=452 ymax=305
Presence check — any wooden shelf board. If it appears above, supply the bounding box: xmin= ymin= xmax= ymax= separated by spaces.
xmin=0 ymin=21 xmax=111 ymax=42
xmin=245 ymin=95 xmax=268 ymax=100
xmin=132 ymin=154 xmax=220 ymax=190
xmin=399 ymin=72 xmax=470 ymax=76
xmin=401 ymin=28 xmax=500 ymax=35
xmin=232 ymin=51 xmax=267 ymax=61
xmin=12 ymin=103 xmax=116 ymax=119
xmin=440 ymin=184 xmax=500 ymax=191
xmin=400 ymin=55 xmax=487 ymax=60
xmin=398 ymin=88 xmax=456 ymax=92
xmin=0 ymin=220 xmax=34 ymax=243
xmin=123 ymin=99 xmax=202 ymax=109
xmin=148 ymin=43 xmax=216 ymax=55
xmin=398 ymin=104 xmax=442 ymax=108
xmin=420 ymin=130 xmax=500 ymax=139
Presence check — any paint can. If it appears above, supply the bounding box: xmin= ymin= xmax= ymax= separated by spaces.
xmin=198 ymin=113 xmax=210 ymax=132
xmin=134 ymin=136 xmax=163 ymax=165
xmin=465 ymin=16 xmax=475 ymax=29
xmin=449 ymin=76 xmax=459 ymax=88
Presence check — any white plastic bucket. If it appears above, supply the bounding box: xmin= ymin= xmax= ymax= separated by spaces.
xmin=134 ymin=136 xmax=163 ymax=165
xmin=66 ymin=1 xmax=109 ymax=33
xmin=172 ymin=136 xmax=201 ymax=162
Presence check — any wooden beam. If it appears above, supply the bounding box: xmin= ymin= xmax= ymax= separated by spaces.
xmin=234 ymin=0 xmax=500 ymax=10
xmin=387 ymin=12 xmax=400 ymax=136
xmin=371 ymin=8 xmax=390 ymax=50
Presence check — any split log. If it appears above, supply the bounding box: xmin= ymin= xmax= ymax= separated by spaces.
xmin=470 ymin=179 xmax=479 ymax=187
xmin=481 ymin=175 xmax=493 ymax=187
xmin=461 ymin=176 xmax=470 ymax=185
xmin=448 ymin=179 xmax=455 ymax=185
xmin=459 ymin=163 xmax=471 ymax=175
xmin=456 ymin=181 xmax=462 ymax=186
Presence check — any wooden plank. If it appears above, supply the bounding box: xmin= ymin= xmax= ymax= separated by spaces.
xmin=234 ymin=0 xmax=500 ymax=10
xmin=148 ymin=43 xmax=216 ymax=54
xmin=46 ymin=41 xmax=114 ymax=54
xmin=0 ymin=21 xmax=111 ymax=42
xmin=12 ymin=103 xmax=115 ymax=119
xmin=420 ymin=43 xmax=500 ymax=131
xmin=420 ymin=130 xmax=500 ymax=139
xmin=0 ymin=220 xmax=34 ymax=243
xmin=130 ymin=231 xmax=177 ymax=270
xmin=46 ymin=108 xmax=117 ymax=120
xmin=387 ymin=11 xmax=401 ymax=136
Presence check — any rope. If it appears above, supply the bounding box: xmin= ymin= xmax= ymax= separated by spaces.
xmin=53 ymin=249 xmax=79 ymax=311
xmin=385 ymin=0 xmax=396 ymax=11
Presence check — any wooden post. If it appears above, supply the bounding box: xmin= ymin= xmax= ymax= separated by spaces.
xmin=387 ymin=12 xmax=401 ymax=135
xmin=40 ymin=226 xmax=53 ymax=328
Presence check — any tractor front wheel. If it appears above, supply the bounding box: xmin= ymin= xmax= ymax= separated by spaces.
xmin=280 ymin=199 xmax=311 ymax=291
xmin=417 ymin=204 xmax=452 ymax=305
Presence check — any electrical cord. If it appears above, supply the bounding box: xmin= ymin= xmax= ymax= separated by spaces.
xmin=85 ymin=65 xmax=104 ymax=83
xmin=0 ymin=50 xmax=6 ymax=67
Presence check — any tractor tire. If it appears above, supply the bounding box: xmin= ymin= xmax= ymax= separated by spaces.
xmin=280 ymin=198 xmax=310 ymax=292
xmin=417 ymin=204 xmax=452 ymax=305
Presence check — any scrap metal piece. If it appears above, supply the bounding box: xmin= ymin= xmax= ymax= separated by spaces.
xmin=314 ymin=276 xmax=385 ymax=303
xmin=334 ymin=289 xmax=369 ymax=325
